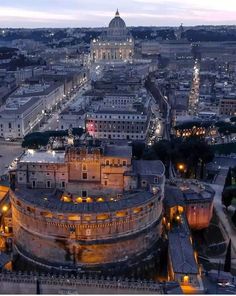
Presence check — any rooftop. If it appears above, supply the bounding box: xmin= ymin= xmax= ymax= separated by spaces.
xmin=168 ymin=229 xmax=198 ymax=274
xmin=10 ymin=83 xmax=62 ymax=98
xmin=19 ymin=150 xmax=65 ymax=164
xmin=165 ymin=180 xmax=215 ymax=204
xmin=164 ymin=185 xmax=185 ymax=207
xmin=12 ymin=187 xmax=156 ymax=214
xmin=133 ymin=160 xmax=165 ymax=176
xmin=104 ymin=145 xmax=132 ymax=158
xmin=0 ymin=96 xmax=42 ymax=115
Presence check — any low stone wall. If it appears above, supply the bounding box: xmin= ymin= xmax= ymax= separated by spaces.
xmin=0 ymin=272 xmax=163 ymax=294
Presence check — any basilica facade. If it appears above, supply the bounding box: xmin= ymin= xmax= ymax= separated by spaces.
xmin=90 ymin=10 xmax=134 ymax=63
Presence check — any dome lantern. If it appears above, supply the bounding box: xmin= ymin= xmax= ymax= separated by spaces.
xmin=115 ymin=9 xmax=119 ymax=17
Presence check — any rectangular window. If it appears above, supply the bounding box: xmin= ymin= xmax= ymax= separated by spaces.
xmin=82 ymin=172 xmax=87 ymax=180
xmin=47 ymin=181 xmax=51 ymax=188
xmin=82 ymin=164 xmax=87 ymax=171
xmin=61 ymin=181 xmax=65 ymax=188
xmin=32 ymin=180 xmax=36 ymax=188
xmin=122 ymin=160 xmax=127 ymax=166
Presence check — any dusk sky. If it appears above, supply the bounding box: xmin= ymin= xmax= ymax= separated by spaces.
xmin=0 ymin=0 xmax=236 ymax=28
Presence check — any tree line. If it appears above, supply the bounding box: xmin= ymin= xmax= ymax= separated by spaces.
xmin=132 ymin=137 xmax=214 ymax=179
xmin=22 ymin=128 xmax=84 ymax=149
xmin=222 ymin=167 xmax=236 ymax=226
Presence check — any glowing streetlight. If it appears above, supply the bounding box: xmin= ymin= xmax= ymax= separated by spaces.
xmin=176 ymin=215 xmax=180 ymax=221
xmin=2 ymin=205 xmax=8 ymax=212
xmin=178 ymin=163 xmax=185 ymax=171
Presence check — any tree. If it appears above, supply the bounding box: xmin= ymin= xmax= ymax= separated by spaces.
xmin=222 ymin=189 xmax=233 ymax=211
xmin=132 ymin=141 xmax=145 ymax=160
xmin=72 ymin=128 xmax=84 ymax=137
xmin=171 ymin=137 xmax=214 ymax=179
xmin=223 ymin=239 xmax=231 ymax=272
xmin=152 ymin=140 xmax=172 ymax=165
xmin=22 ymin=132 xmax=49 ymax=149
xmin=224 ymin=167 xmax=232 ymax=189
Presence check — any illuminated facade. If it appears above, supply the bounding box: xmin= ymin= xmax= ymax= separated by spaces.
xmin=174 ymin=123 xmax=217 ymax=139
xmin=9 ymin=142 xmax=165 ymax=272
xmin=86 ymin=108 xmax=151 ymax=141
xmin=164 ymin=180 xmax=214 ymax=230
xmin=85 ymin=91 xmax=152 ymax=141
xmin=219 ymin=95 xmax=236 ymax=116
xmin=90 ymin=10 xmax=134 ymax=63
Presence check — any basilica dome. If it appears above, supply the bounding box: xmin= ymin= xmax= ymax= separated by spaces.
xmin=109 ymin=10 xmax=126 ymax=29
xmin=107 ymin=10 xmax=128 ymax=40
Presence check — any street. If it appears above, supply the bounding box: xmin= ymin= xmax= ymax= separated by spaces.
xmin=0 ymin=142 xmax=24 ymax=176
xmin=188 ymin=59 xmax=200 ymax=115
xmin=40 ymin=83 xmax=90 ymax=132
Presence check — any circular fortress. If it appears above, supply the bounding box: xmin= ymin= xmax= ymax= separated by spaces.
xmin=9 ymin=144 xmax=165 ymax=272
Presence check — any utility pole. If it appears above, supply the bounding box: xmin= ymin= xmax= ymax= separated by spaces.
xmin=224 ymin=239 xmax=231 ymax=273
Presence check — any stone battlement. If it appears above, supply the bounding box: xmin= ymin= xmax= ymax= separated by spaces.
xmin=0 ymin=271 xmax=163 ymax=294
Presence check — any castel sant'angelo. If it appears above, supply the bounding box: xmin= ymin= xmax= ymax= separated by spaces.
xmin=9 ymin=139 xmax=165 ymax=274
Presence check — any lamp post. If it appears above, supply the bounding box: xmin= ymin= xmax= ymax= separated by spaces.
xmin=177 ymin=163 xmax=186 ymax=177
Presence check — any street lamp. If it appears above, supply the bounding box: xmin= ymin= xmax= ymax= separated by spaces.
xmin=178 ymin=163 xmax=185 ymax=171
xmin=2 ymin=205 xmax=8 ymax=213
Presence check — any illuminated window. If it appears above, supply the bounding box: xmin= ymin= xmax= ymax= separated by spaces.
xmin=97 ymin=197 xmax=104 ymax=202
xmin=62 ymin=196 xmax=71 ymax=203
xmin=76 ymin=197 xmax=83 ymax=203
xmin=116 ymin=211 xmax=127 ymax=217
xmin=97 ymin=214 xmax=109 ymax=220
xmin=133 ymin=207 xmax=143 ymax=214
xmin=68 ymin=215 xmax=80 ymax=221
xmin=182 ymin=275 xmax=189 ymax=284
xmin=84 ymin=215 xmax=91 ymax=221
xmin=40 ymin=212 xmax=52 ymax=218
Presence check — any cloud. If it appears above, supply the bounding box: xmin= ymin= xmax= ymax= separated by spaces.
xmin=132 ymin=0 xmax=236 ymax=12
xmin=0 ymin=0 xmax=235 ymax=27
xmin=0 ymin=6 xmax=77 ymax=21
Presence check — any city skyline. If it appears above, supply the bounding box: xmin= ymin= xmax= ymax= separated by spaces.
xmin=0 ymin=0 xmax=236 ymax=28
